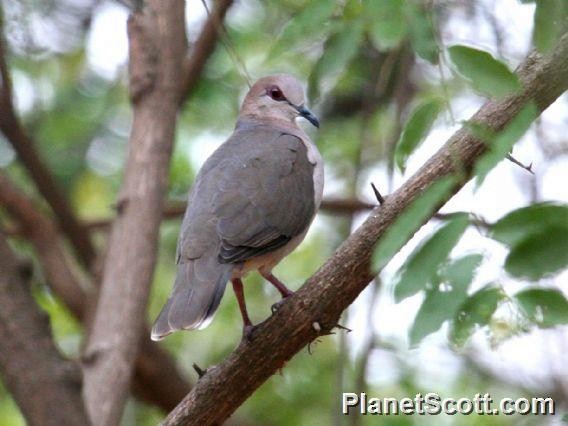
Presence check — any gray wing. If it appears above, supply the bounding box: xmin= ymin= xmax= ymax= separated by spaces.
xmin=210 ymin=128 xmax=316 ymax=264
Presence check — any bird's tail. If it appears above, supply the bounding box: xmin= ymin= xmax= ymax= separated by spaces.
xmin=150 ymin=257 xmax=232 ymax=341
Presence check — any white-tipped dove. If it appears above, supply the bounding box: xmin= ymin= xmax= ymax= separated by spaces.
xmin=151 ymin=74 xmax=323 ymax=341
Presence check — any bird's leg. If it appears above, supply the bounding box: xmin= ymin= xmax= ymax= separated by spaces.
xmin=231 ymin=278 xmax=255 ymax=341
xmin=260 ymin=271 xmax=294 ymax=314
xmin=261 ymin=271 xmax=294 ymax=298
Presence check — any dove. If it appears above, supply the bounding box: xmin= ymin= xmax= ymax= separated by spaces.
xmin=151 ymin=74 xmax=323 ymax=341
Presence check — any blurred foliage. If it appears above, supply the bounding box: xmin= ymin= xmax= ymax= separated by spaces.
xmin=1 ymin=0 xmax=568 ymax=425
xmin=395 ymin=97 xmax=443 ymax=173
xmin=372 ymin=176 xmax=457 ymax=271
xmin=394 ymin=214 xmax=470 ymax=303
xmin=532 ymin=0 xmax=568 ymax=54
xmin=447 ymin=45 xmax=521 ymax=99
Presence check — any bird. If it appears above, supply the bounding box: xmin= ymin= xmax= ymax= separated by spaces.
xmin=151 ymin=74 xmax=323 ymax=341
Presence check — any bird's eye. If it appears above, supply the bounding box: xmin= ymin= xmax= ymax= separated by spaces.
xmin=267 ymin=86 xmax=285 ymax=101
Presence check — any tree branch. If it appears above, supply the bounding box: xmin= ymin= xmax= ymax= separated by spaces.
xmin=0 ymin=171 xmax=192 ymax=412
xmin=81 ymin=1 xmax=187 ymax=424
xmin=179 ymin=0 xmax=234 ymax=106
xmin=0 ymin=22 xmax=95 ymax=268
xmin=163 ymin=33 xmax=568 ymax=425
xmin=0 ymin=233 xmax=90 ymax=426
xmin=0 ymin=24 xmax=96 ymax=269
xmin=0 ymin=173 xmax=88 ymax=318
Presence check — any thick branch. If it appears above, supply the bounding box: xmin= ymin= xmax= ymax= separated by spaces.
xmin=0 ymin=171 xmax=191 ymax=412
xmin=0 ymin=234 xmax=90 ymax=426
xmin=164 ymin=33 xmax=568 ymax=425
xmin=0 ymin=18 xmax=95 ymax=269
xmin=179 ymin=0 xmax=234 ymax=106
xmin=82 ymin=2 xmax=187 ymax=424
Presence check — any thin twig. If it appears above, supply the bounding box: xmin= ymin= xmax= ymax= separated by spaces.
xmin=433 ymin=212 xmax=491 ymax=230
xmin=5 ymin=197 xmax=376 ymax=236
xmin=199 ymin=0 xmax=252 ymax=88
xmin=179 ymin=0 xmax=235 ymax=106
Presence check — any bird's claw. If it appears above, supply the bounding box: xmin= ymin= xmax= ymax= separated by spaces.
xmin=243 ymin=324 xmax=257 ymax=342
xmin=271 ymin=291 xmax=294 ymax=314
xmin=271 ymin=299 xmax=287 ymax=314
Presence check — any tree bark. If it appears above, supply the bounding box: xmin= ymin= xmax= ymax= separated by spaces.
xmin=0 ymin=234 xmax=90 ymax=426
xmin=163 ymin=33 xmax=568 ymax=426
xmin=81 ymin=2 xmax=187 ymax=424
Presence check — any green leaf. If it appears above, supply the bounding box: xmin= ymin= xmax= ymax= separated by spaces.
xmin=448 ymin=45 xmax=521 ymax=98
xmin=443 ymin=253 xmax=484 ymax=290
xmin=474 ymin=103 xmax=537 ymax=186
xmin=269 ymin=0 xmax=337 ymax=60
xmin=505 ymin=225 xmax=568 ymax=280
xmin=406 ymin=2 xmax=439 ymax=64
xmin=491 ymin=203 xmax=568 ymax=246
xmin=514 ymin=288 xmax=568 ymax=328
xmin=372 ymin=176 xmax=456 ymax=272
xmin=533 ymin=0 xmax=568 ymax=54
xmin=395 ymin=98 xmax=443 ymax=172
xmin=365 ymin=0 xmax=407 ymax=50
xmin=450 ymin=284 xmax=504 ymax=347
xmin=309 ymin=20 xmax=365 ymax=100
xmin=394 ymin=213 xmax=469 ymax=302
xmin=409 ymin=254 xmax=483 ymax=345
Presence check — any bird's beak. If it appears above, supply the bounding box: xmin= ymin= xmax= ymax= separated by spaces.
xmin=296 ymin=105 xmax=320 ymax=128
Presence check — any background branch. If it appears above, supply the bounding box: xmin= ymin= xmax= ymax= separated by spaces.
xmin=179 ymin=0 xmax=234 ymax=106
xmin=0 ymin=171 xmax=192 ymax=412
xmin=0 ymin=25 xmax=96 ymax=269
xmin=0 ymin=233 xmax=90 ymax=426
xmin=163 ymin=32 xmax=568 ymax=426
xmin=81 ymin=1 xmax=188 ymax=424
xmin=5 ymin=197 xmax=372 ymax=235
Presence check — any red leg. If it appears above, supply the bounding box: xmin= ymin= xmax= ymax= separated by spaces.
xmin=260 ymin=271 xmax=294 ymax=298
xmin=231 ymin=279 xmax=254 ymax=339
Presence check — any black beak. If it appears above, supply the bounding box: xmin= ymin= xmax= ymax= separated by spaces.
xmin=296 ymin=105 xmax=320 ymax=128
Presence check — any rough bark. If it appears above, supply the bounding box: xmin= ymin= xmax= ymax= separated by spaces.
xmin=163 ymin=33 xmax=568 ymax=426
xmin=0 ymin=234 xmax=90 ymax=426
xmin=81 ymin=1 xmax=187 ymax=424
xmin=0 ymin=171 xmax=191 ymax=412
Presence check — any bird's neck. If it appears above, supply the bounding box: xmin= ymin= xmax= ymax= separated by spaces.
xmin=236 ymin=115 xmax=305 ymax=137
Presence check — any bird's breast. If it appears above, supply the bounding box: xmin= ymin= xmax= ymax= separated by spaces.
xmin=303 ymin=138 xmax=324 ymax=208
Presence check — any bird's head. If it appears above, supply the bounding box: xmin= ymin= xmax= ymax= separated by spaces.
xmin=239 ymin=74 xmax=319 ymax=128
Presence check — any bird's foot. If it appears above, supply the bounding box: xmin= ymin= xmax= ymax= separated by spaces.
xmin=270 ymin=291 xmax=294 ymax=314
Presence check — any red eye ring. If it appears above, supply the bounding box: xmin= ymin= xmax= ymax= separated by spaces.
xmin=267 ymin=85 xmax=285 ymax=101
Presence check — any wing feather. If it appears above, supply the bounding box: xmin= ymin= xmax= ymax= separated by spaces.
xmin=213 ymin=131 xmax=315 ymax=264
